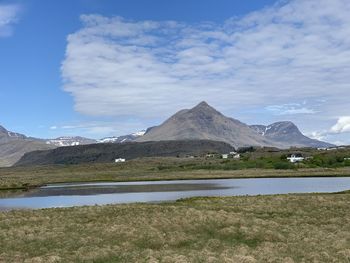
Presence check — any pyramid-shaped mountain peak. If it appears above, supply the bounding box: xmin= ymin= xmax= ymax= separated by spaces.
xmin=138 ymin=101 xmax=276 ymax=148
xmin=195 ymin=101 xmax=210 ymax=107
xmin=190 ymin=101 xmax=220 ymax=114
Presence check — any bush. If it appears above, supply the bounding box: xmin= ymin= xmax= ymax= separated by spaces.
xmin=344 ymin=160 xmax=350 ymax=167
xmin=237 ymin=146 xmax=255 ymax=153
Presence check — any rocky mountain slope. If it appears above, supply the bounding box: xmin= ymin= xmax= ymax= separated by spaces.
xmin=250 ymin=122 xmax=334 ymax=148
xmin=0 ymin=126 xmax=55 ymax=167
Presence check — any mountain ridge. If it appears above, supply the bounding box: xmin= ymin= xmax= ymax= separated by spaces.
xmin=250 ymin=122 xmax=333 ymax=148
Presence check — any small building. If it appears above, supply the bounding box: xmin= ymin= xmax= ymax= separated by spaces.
xmin=115 ymin=158 xmax=126 ymax=163
xmin=233 ymin=153 xmax=240 ymax=159
xmin=287 ymin=154 xmax=304 ymax=163
xmin=222 ymin=154 xmax=229 ymax=159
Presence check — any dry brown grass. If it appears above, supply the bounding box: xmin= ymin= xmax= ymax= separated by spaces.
xmin=1 ymin=193 xmax=350 ymax=262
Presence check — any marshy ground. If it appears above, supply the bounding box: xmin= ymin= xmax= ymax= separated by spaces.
xmin=1 ymin=193 xmax=350 ymax=262
xmin=2 ymin=157 xmax=350 ymax=190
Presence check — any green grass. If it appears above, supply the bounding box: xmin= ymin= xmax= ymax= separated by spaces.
xmin=2 ymin=157 xmax=350 ymax=191
xmin=1 ymin=193 xmax=350 ymax=262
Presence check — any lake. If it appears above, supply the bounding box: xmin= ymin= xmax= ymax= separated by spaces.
xmin=1 ymin=177 xmax=350 ymax=210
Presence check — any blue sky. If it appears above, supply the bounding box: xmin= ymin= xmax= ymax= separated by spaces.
xmin=1 ymin=0 xmax=350 ymax=145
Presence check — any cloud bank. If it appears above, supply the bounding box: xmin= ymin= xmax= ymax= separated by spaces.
xmin=331 ymin=117 xmax=350 ymax=133
xmin=265 ymin=103 xmax=317 ymax=116
xmin=61 ymin=0 xmax=350 ymax=142
xmin=0 ymin=4 xmax=20 ymax=37
xmin=306 ymin=116 xmax=350 ymax=145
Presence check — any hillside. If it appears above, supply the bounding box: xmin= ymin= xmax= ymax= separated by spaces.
xmin=15 ymin=140 xmax=235 ymax=166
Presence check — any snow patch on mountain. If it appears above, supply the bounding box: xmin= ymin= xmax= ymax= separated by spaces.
xmin=46 ymin=136 xmax=97 ymax=147
xmin=98 ymin=130 xmax=146 ymax=144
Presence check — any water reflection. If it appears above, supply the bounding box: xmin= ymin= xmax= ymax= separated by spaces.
xmin=1 ymin=177 xmax=350 ymax=210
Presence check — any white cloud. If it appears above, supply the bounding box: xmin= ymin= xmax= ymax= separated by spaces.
xmin=266 ymin=103 xmax=317 ymax=115
xmin=307 ymin=130 xmax=327 ymax=141
xmin=331 ymin=117 xmax=350 ymax=133
xmin=60 ymin=123 xmax=116 ymax=135
xmin=48 ymin=120 xmax=146 ymax=138
xmin=0 ymin=4 xmax=20 ymax=37
xmin=62 ymin=0 xmax=350 ymax=138
xmin=305 ymin=117 xmax=350 ymax=145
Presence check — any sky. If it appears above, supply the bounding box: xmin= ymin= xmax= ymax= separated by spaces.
xmin=1 ymin=0 xmax=350 ymax=145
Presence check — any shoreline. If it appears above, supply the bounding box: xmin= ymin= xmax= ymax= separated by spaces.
xmin=2 ymin=170 xmax=350 ymax=192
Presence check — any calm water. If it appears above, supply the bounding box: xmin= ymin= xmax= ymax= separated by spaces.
xmin=1 ymin=177 xmax=350 ymax=210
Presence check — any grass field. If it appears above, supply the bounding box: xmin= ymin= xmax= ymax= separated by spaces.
xmin=1 ymin=193 xmax=350 ymax=262
xmin=2 ymin=157 xmax=350 ymax=191
xmin=1 ymin=157 xmax=350 ymax=262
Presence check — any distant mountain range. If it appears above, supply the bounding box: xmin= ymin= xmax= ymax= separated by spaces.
xmin=0 ymin=126 xmax=147 ymax=166
xmin=138 ymin=102 xmax=334 ymax=149
xmin=46 ymin=136 xmax=97 ymax=147
xmin=249 ymin=122 xmax=332 ymax=148
xmin=0 ymin=101 xmax=334 ymax=166
xmin=98 ymin=130 xmax=146 ymax=143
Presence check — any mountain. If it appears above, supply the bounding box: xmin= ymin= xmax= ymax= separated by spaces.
xmin=0 ymin=123 xmax=147 ymax=167
xmin=0 ymin=125 xmax=55 ymax=167
xmin=98 ymin=130 xmax=146 ymax=143
xmin=138 ymin=102 xmax=334 ymax=149
xmin=137 ymin=101 xmax=280 ymax=148
xmin=15 ymin=140 xmax=234 ymax=166
xmin=1 ymin=102 xmax=335 ymax=166
xmin=250 ymin=122 xmax=334 ymax=148
xmin=46 ymin=136 xmax=97 ymax=147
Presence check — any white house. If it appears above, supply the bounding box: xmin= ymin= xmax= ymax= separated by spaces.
xmin=222 ymin=154 xmax=229 ymax=159
xmin=287 ymin=154 xmax=304 ymax=163
xmin=115 ymin=158 xmax=126 ymax=163
xmin=233 ymin=153 xmax=240 ymax=159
